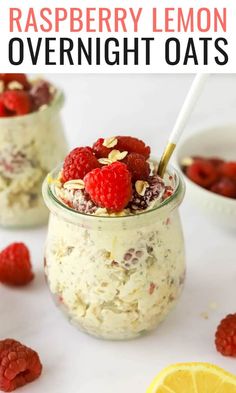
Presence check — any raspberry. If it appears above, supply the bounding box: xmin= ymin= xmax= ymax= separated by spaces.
xmin=0 ymin=100 xmax=9 ymax=117
xmin=116 ymin=136 xmax=151 ymax=159
xmin=0 ymin=243 xmax=34 ymax=286
xmin=124 ymin=153 xmax=150 ymax=181
xmin=84 ymin=162 xmax=132 ymax=212
xmin=0 ymin=339 xmax=42 ymax=392
xmin=129 ymin=175 xmax=165 ymax=211
xmin=209 ymin=157 xmax=225 ymax=167
xmin=215 ymin=314 xmax=236 ymax=357
xmin=0 ymin=74 xmax=30 ymax=90
xmin=2 ymin=91 xmax=31 ymax=116
xmin=92 ymin=136 xmax=151 ymax=159
xmin=219 ymin=162 xmax=236 ymax=181
xmin=30 ymin=80 xmax=52 ymax=110
xmin=210 ymin=178 xmax=236 ymax=198
xmin=62 ymin=147 xmax=100 ymax=182
xmin=186 ymin=159 xmax=218 ymax=188
xmin=92 ymin=138 xmax=111 ymax=158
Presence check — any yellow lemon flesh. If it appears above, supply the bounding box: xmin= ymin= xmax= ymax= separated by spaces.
xmin=146 ymin=363 xmax=236 ymax=393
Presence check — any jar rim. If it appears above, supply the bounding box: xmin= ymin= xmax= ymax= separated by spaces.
xmin=0 ymin=86 xmax=64 ymax=123
xmin=42 ymin=161 xmax=186 ymax=223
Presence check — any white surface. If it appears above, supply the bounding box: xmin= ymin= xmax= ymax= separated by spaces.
xmin=1 ymin=74 xmax=236 ymax=392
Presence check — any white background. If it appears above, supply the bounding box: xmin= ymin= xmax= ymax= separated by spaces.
xmin=0 ymin=73 xmax=236 ymax=392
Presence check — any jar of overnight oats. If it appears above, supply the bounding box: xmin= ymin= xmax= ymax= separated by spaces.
xmin=0 ymin=90 xmax=67 ymax=228
xmin=42 ymin=163 xmax=186 ymax=340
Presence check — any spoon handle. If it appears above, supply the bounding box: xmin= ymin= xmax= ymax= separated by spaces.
xmin=158 ymin=73 xmax=210 ymax=177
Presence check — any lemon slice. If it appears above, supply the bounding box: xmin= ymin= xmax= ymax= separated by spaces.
xmin=146 ymin=363 xmax=236 ymax=393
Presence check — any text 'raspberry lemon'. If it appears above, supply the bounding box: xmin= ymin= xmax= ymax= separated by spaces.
xmin=146 ymin=363 xmax=236 ymax=393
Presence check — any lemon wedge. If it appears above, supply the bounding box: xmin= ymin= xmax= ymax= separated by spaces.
xmin=146 ymin=363 xmax=236 ymax=393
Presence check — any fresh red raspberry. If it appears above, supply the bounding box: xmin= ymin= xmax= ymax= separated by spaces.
xmin=0 ymin=74 xmax=30 ymax=90
xmin=92 ymin=138 xmax=111 ymax=158
xmin=84 ymin=162 xmax=132 ymax=212
xmin=0 ymin=100 xmax=9 ymax=117
xmin=209 ymin=157 xmax=225 ymax=167
xmin=2 ymin=91 xmax=32 ymax=116
xmin=124 ymin=152 xmax=150 ymax=181
xmin=219 ymin=162 xmax=236 ymax=181
xmin=186 ymin=159 xmax=218 ymax=188
xmin=116 ymin=136 xmax=151 ymax=159
xmin=215 ymin=314 xmax=236 ymax=357
xmin=62 ymin=147 xmax=100 ymax=182
xmin=0 ymin=339 xmax=42 ymax=392
xmin=0 ymin=243 xmax=34 ymax=286
xmin=30 ymin=80 xmax=52 ymax=110
xmin=210 ymin=178 xmax=236 ymax=198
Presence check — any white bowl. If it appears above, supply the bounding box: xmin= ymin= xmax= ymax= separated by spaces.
xmin=175 ymin=125 xmax=236 ymax=230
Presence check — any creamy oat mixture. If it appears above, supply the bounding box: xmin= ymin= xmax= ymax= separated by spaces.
xmin=0 ymin=94 xmax=67 ymax=228
xmin=43 ymin=163 xmax=185 ymax=340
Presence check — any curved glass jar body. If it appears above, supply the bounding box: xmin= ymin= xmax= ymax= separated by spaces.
xmin=0 ymin=92 xmax=67 ymax=228
xmin=43 ymin=166 xmax=186 ymax=340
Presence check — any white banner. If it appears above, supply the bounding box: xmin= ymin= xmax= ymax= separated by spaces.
xmin=0 ymin=0 xmax=235 ymax=73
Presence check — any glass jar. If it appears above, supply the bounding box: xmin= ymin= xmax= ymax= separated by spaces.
xmin=42 ymin=165 xmax=186 ymax=340
xmin=0 ymin=90 xmax=67 ymax=228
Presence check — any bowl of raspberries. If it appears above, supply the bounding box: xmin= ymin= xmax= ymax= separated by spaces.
xmin=176 ymin=125 xmax=236 ymax=230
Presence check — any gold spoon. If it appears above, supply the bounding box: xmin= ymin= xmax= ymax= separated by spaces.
xmin=158 ymin=74 xmax=210 ymax=178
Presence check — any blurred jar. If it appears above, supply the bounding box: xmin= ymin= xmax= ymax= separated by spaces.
xmin=0 ymin=90 xmax=67 ymax=228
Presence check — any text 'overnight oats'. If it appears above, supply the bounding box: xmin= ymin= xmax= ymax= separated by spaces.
xmin=43 ymin=136 xmax=186 ymax=340
xmin=0 ymin=73 xmax=67 ymax=228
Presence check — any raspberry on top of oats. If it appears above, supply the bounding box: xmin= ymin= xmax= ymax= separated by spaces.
xmin=62 ymin=147 xmax=100 ymax=182
xmin=92 ymin=136 xmax=151 ymax=159
xmin=84 ymin=161 xmax=132 ymax=212
xmin=0 ymin=74 xmax=56 ymax=117
xmin=54 ymin=136 xmax=173 ymax=214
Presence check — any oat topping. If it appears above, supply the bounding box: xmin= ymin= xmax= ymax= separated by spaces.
xmin=109 ymin=149 xmax=128 ymax=161
xmin=63 ymin=179 xmax=85 ymax=190
xmin=135 ymin=180 xmax=149 ymax=196
xmin=98 ymin=149 xmax=128 ymax=165
xmin=102 ymin=136 xmax=118 ymax=148
xmin=98 ymin=158 xmax=113 ymax=165
xmin=7 ymin=81 xmax=24 ymax=90
xmin=38 ymin=104 xmax=49 ymax=111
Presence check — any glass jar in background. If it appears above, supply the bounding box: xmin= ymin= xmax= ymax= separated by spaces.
xmin=0 ymin=90 xmax=67 ymax=228
xmin=42 ymin=164 xmax=186 ymax=340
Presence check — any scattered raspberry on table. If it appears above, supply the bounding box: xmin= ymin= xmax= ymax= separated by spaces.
xmin=215 ymin=313 xmax=236 ymax=357
xmin=0 ymin=243 xmax=34 ymax=286
xmin=0 ymin=339 xmax=42 ymax=392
